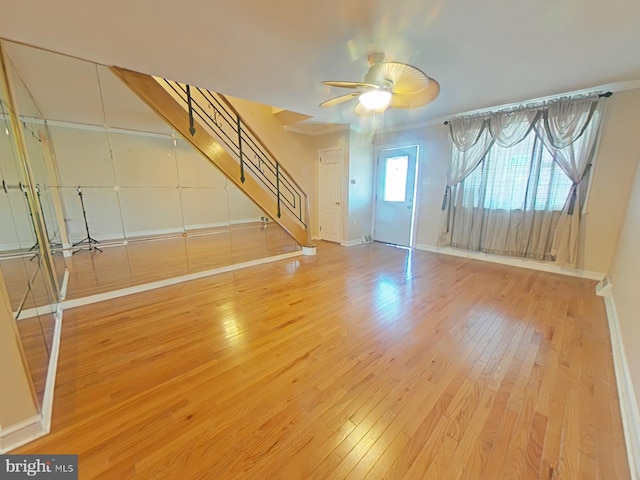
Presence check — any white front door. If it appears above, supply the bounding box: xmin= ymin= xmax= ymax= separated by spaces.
xmin=319 ymin=147 xmax=343 ymax=243
xmin=374 ymin=145 xmax=418 ymax=247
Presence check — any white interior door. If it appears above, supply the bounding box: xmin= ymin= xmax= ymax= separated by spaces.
xmin=319 ymin=148 xmax=342 ymax=242
xmin=374 ymin=146 xmax=418 ymax=247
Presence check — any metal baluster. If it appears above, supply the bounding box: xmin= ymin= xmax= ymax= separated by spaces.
xmin=238 ymin=117 xmax=245 ymax=183
xmin=165 ymin=78 xmax=310 ymax=227
xmin=276 ymin=163 xmax=281 ymax=218
xmin=186 ymin=85 xmax=196 ymax=136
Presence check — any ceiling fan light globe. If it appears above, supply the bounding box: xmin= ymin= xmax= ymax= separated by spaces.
xmin=359 ymin=90 xmax=392 ymax=110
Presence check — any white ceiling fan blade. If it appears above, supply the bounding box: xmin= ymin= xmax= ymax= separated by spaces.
xmin=389 ymin=78 xmax=440 ymax=109
xmin=369 ymin=62 xmax=431 ymax=94
xmin=319 ymin=92 xmax=359 ymax=107
xmin=322 ymin=81 xmax=380 ymax=89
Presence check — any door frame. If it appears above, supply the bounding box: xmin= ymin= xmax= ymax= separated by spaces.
xmin=317 ymin=146 xmax=345 ymax=243
xmin=371 ymin=142 xmax=421 ymax=248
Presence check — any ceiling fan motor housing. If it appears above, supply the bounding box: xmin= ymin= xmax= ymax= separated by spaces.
xmin=364 ymin=68 xmax=392 ymax=88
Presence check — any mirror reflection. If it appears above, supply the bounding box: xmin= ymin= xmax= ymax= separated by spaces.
xmin=0 ymin=53 xmax=56 ymax=407
xmin=1 ymin=40 xmax=299 ymax=310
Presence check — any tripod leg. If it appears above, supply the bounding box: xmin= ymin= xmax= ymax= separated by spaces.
xmin=73 ymin=188 xmax=103 ymax=254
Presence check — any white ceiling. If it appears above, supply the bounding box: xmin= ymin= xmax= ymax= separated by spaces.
xmin=1 ymin=0 xmax=640 ymax=130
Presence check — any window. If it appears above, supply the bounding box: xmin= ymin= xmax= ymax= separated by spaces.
xmin=383 ymin=155 xmax=409 ymax=202
xmin=462 ymin=131 xmax=574 ymax=211
xmin=445 ymin=96 xmax=604 ymax=263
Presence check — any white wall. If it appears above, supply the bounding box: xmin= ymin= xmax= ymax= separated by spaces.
xmin=225 ymin=96 xmax=319 ymax=234
xmin=376 ymin=124 xmax=451 ymax=248
xmin=609 ymin=157 xmax=640 ymax=405
xmin=580 ymin=89 xmax=640 ymax=273
xmin=0 ymin=191 xmax=35 ymax=251
xmin=47 ymin=123 xmax=263 ymax=243
xmin=346 ymin=130 xmax=374 ymax=242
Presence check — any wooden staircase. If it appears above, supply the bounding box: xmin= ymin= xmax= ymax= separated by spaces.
xmin=110 ymin=66 xmax=311 ymax=247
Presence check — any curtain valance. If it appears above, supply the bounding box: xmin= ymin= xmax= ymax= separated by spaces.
xmin=448 ymin=92 xmax=602 ymax=154
xmin=441 ymin=92 xmax=608 ymax=267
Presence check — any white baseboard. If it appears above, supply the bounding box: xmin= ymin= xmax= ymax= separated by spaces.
xmin=68 ymin=232 xmax=126 ymax=243
xmin=0 ymin=241 xmax=36 ymax=252
xmin=40 ymin=309 xmax=63 ymax=437
xmin=184 ymin=218 xmax=261 ymax=230
xmin=16 ymin=303 xmax=56 ymax=321
xmin=62 ymin=250 xmax=303 ymax=311
xmin=597 ymin=279 xmax=640 ymax=480
xmin=69 ymin=227 xmax=181 ymax=243
xmin=302 ymin=245 xmax=317 ymax=256
xmin=340 ymin=238 xmax=363 ymax=247
xmin=0 ymin=415 xmax=43 ymax=453
xmin=60 ymin=269 xmax=69 ymax=301
xmin=0 ymin=306 xmax=64 ymax=453
xmin=65 ymin=219 xmax=266 ymax=244
xmin=14 ymin=270 xmax=68 ymax=320
xmin=415 ymin=244 xmax=605 ymax=281
xmin=230 ymin=217 xmax=262 ymax=225
xmin=184 ymin=222 xmax=228 ymax=231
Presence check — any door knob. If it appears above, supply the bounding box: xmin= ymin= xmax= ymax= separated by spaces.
xmin=336 ymin=201 xmax=341 ymax=205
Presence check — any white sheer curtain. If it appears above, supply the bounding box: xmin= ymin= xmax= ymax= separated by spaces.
xmin=534 ymin=96 xmax=604 ymax=265
xmin=441 ymin=118 xmax=493 ymax=244
xmin=440 ymin=108 xmax=541 ymax=244
xmin=441 ymin=93 xmax=606 ymax=266
xmin=444 ymin=118 xmax=492 ymax=200
xmin=489 ymin=108 xmax=539 ymax=147
xmin=448 ymin=136 xmax=569 ymax=259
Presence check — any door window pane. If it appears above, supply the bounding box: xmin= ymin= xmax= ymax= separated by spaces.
xmin=383 ymin=156 xmax=408 ymax=202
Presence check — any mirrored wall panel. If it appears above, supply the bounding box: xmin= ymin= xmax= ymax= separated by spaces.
xmin=1 ymin=40 xmax=299 ymax=307
xmin=0 ymin=48 xmax=59 ymax=405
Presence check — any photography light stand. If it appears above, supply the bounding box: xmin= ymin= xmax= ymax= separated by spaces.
xmin=20 ymin=183 xmax=41 ymax=261
xmin=18 ymin=183 xmax=40 ymax=255
xmin=35 ymin=184 xmax=62 ymax=253
xmin=72 ymin=186 xmax=102 ymax=254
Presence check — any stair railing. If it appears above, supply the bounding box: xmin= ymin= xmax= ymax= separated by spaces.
xmin=161 ymin=79 xmax=310 ymax=236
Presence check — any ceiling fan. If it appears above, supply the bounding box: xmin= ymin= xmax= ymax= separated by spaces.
xmin=319 ymin=52 xmax=440 ymax=116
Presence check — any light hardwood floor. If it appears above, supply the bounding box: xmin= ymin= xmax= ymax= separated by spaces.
xmin=0 ymin=222 xmax=298 ymax=310
xmin=15 ymin=241 xmax=629 ymax=479
xmin=15 ymin=313 xmax=54 ymax=405
xmin=64 ymin=222 xmax=298 ymax=300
